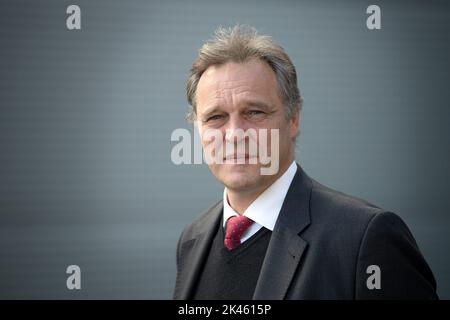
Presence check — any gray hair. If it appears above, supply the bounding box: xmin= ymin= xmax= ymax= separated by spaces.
xmin=186 ymin=25 xmax=303 ymax=122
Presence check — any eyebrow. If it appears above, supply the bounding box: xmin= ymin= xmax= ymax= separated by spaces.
xmin=201 ymin=100 xmax=275 ymax=119
xmin=244 ymin=100 xmax=274 ymax=111
xmin=201 ymin=106 xmax=223 ymax=120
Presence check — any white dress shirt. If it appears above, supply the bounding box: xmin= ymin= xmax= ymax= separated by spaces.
xmin=222 ymin=161 xmax=298 ymax=243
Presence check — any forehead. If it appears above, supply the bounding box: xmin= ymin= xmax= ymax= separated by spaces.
xmin=196 ymin=59 xmax=281 ymax=109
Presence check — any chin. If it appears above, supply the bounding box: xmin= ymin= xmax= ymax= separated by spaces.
xmin=214 ymin=164 xmax=262 ymax=192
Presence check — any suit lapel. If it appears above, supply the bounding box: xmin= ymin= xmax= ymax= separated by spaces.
xmin=177 ymin=202 xmax=223 ymax=299
xmin=253 ymin=165 xmax=312 ymax=299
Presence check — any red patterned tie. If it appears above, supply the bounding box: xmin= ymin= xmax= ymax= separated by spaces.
xmin=224 ymin=215 xmax=254 ymax=250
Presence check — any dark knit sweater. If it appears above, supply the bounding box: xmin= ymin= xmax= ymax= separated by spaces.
xmin=193 ymin=222 xmax=271 ymax=300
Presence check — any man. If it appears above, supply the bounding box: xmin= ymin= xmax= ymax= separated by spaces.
xmin=173 ymin=25 xmax=438 ymax=299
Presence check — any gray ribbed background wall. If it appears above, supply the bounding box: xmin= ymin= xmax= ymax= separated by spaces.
xmin=1 ymin=0 xmax=449 ymax=299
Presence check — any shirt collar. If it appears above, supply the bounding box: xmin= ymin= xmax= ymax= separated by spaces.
xmin=223 ymin=161 xmax=297 ymax=231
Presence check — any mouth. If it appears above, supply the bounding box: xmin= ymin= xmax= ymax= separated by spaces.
xmin=223 ymin=154 xmax=258 ymax=163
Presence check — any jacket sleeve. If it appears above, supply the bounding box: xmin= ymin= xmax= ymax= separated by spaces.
xmin=355 ymin=211 xmax=438 ymax=299
xmin=173 ymin=226 xmax=187 ymax=300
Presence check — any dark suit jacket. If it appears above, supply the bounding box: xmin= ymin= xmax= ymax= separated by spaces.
xmin=173 ymin=165 xmax=438 ymax=299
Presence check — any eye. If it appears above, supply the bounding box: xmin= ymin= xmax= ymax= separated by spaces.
xmin=247 ymin=110 xmax=264 ymax=117
xmin=206 ymin=114 xmax=225 ymax=122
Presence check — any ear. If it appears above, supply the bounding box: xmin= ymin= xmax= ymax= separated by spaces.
xmin=289 ymin=104 xmax=301 ymax=139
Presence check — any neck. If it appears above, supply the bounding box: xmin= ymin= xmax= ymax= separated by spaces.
xmin=226 ymin=188 xmax=264 ymax=215
xmin=226 ymin=159 xmax=294 ymax=214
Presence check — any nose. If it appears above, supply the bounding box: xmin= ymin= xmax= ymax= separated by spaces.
xmin=224 ymin=114 xmax=249 ymax=143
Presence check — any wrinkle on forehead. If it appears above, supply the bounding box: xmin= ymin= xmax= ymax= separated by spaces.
xmin=196 ymin=60 xmax=281 ymax=114
xmin=211 ymin=84 xmax=260 ymax=101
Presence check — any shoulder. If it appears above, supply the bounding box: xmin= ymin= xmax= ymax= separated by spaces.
xmin=305 ymin=178 xmax=437 ymax=298
xmin=178 ymin=200 xmax=223 ymax=244
xmin=302 ymin=177 xmax=411 ymax=259
xmin=307 ymin=178 xmax=419 ymax=248
xmin=308 ymin=178 xmax=385 ymax=232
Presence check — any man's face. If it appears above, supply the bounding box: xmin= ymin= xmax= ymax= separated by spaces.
xmin=195 ymin=59 xmax=299 ymax=195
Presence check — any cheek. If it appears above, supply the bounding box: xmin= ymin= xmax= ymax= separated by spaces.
xmin=199 ymin=127 xmax=221 ymax=146
xmin=268 ymin=121 xmax=291 ymax=153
